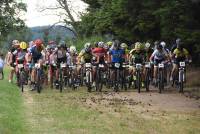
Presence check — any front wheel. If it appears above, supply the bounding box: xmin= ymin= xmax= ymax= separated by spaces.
xmin=179 ymin=70 xmax=184 ymax=93
xmin=136 ymin=71 xmax=141 ymax=93
xmin=158 ymin=69 xmax=164 ymax=93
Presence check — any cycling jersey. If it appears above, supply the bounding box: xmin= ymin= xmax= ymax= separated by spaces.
xmin=78 ymin=49 xmax=93 ymax=63
xmin=130 ymin=49 xmax=145 ymax=64
xmin=110 ymin=49 xmax=125 ymax=63
xmin=92 ymin=47 xmax=106 ymax=63
xmin=0 ymin=58 xmax=4 ymax=69
xmin=152 ymin=49 xmax=167 ymax=61
xmin=173 ymin=48 xmax=189 ymax=58
xmin=29 ymin=45 xmax=43 ymax=63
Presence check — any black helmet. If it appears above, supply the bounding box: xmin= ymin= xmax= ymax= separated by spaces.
xmin=113 ymin=40 xmax=120 ymax=49
xmin=59 ymin=41 xmax=66 ymax=48
xmin=157 ymin=44 xmax=163 ymax=50
xmin=176 ymin=38 xmax=181 ymax=45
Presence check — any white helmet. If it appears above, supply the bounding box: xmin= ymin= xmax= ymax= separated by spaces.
xmin=12 ymin=40 xmax=19 ymax=45
xmin=84 ymin=43 xmax=91 ymax=49
xmin=98 ymin=42 xmax=104 ymax=48
xmin=70 ymin=45 xmax=76 ymax=53
xmin=160 ymin=41 xmax=166 ymax=48
xmin=145 ymin=42 xmax=151 ymax=48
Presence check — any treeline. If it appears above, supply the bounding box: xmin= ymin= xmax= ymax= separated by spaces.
xmin=78 ymin=0 xmax=200 ymax=65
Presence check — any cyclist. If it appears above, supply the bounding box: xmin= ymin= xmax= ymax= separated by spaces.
xmin=129 ymin=42 xmax=146 ymax=87
xmin=29 ymin=39 xmax=44 ymax=90
xmin=0 ymin=53 xmax=4 ymax=80
xmin=6 ymin=40 xmax=20 ymax=83
xmin=120 ymin=43 xmax=129 ymax=63
xmin=150 ymin=44 xmax=169 ymax=84
xmin=109 ymin=40 xmax=125 ymax=81
xmin=53 ymin=42 xmax=67 ymax=88
xmin=15 ymin=42 xmax=28 ymax=85
xmin=170 ymin=42 xmax=191 ymax=81
xmin=144 ymin=42 xmax=154 ymax=62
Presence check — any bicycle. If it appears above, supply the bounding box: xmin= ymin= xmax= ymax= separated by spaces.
xmin=157 ymin=63 xmax=165 ymax=93
xmin=35 ymin=63 xmax=44 ymax=93
xmin=113 ymin=62 xmax=122 ymax=92
xmin=95 ymin=63 xmax=105 ymax=92
xmin=135 ymin=63 xmax=142 ymax=93
xmin=17 ymin=64 xmax=27 ymax=92
xmin=68 ymin=64 xmax=78 ymax=90
xmin=85 ymin=63 xmax=93 ymax=92
xmin=144 ymin=62 xmax=151 ymax=92
xmin=172 ymin=61 xmax=187 ymax=93
xmin=59 ymin=62 xmax=67 ymax=92
xmin=122 ymin=63 xmax=129 ymax=91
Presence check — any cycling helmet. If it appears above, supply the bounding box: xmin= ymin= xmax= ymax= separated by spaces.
xmin=177 ymin=43 xmax=183 ymax=50
xmin=98 ymin=42 xmax=104 ymax=48
xmin=107 ymin=41 xmax=113 ymax=47
xmin=59 ymin=41 xmax=66 ymax=48
xmin=84 ymin=42 xmax=91 ymax=49
xmin=113 ymin=40 xmax=120 ymax=49
xmin=160 ymin=41 xmax=166 ymax=48
xmin=12 ymin=40 xmax=19 ymax=46
xmin=176 ymin=38 xmax=181 ymax=45
xmin=20 ymin=42 xmax=28 ymax=50
xmin=70 ymin=45 xmax=76 ymax=53
xmin=135 ymin=42 xmax=142 ymax=50
xmin=34 ymin=39 xmax=43 ymax=47
xmin=145 ymin=42 xmax=151 ymax=49
xmin=157 ymin=44 xmax=163 ymax=50
xmin=121 ymin=43 xmax=128 ymax=49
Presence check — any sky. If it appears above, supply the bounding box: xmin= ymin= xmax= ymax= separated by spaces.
xmin=23 ymin=0 xmax=87 ymax=27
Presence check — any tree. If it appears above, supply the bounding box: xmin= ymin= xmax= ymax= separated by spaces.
xmin=38 ymin=0 xmax=87 ymax=37
xmin=0 ymin=0 xmax=27 ymax=39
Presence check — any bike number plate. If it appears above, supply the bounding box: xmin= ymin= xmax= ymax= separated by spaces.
xmin=145 ymin=62 xmax=151 ymax=68
xmin=114 ymin=63 xmax=120 ymax=68
xmin=61 ymin=63 xmax=66 ymax=68
xmin=35 ymin=63 xmax=40 ymax=68
xmin=158 ymin=63 xmax=164 ymax=68
xmin=180 ymin=62 xmax=185 ymax=67
xmin=99 ymin=64 xmax=104 ymax=68
xmin=85 ymin=63 xmax=92 ymax=68
xmin=18 ymin=64 xmax=23 ymax=69
xmin=136 ymin=64 xmax=142 ymax=69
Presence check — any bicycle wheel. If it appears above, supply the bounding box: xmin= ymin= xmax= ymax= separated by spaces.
xmin=19 ymin=71 xmax=24 ymax=92
xmin=36 ymin=69 xmax=41 ymax=93
xmin=137 ymin=70 xmax=141 ymax=93
xmin=158 ymin=69 xmax=164 ymax=93
xmin=145 ymin=69 xmax=150 ymax=92
xmin=86 ymin=71 xmax=91 ymax=92
xmin=179 ymin=70 xmax=184 ymax=93
xmin=59 ymin=68 xmax=63 ymax=92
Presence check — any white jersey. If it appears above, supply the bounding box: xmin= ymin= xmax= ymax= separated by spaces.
xmin=152 ymin=49 xmax=168 ymax=60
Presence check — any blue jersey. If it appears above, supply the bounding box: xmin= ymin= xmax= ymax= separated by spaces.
xmin=29 ymin=45 xmax=42 ymax=61
xmin=110 ymin=49 xmax=125 ymax=63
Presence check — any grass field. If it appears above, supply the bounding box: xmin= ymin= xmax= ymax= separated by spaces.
xmin=0 ymin=67 xmax=200 ymax=134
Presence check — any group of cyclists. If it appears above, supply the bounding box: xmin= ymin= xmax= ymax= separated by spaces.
xmin=4 ymin=38 xmax=192 ymax=93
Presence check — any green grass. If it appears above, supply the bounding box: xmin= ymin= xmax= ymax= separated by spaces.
xmin=0 ymin=67 xmax=27 ymax=134
xmin=0 ymin=67 xmax=200 ymax=133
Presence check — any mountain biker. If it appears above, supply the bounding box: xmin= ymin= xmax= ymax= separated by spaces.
xmin=29 ymin=39 xmax=44 ymax=90
xmin=53 ymin=42 xmax=67 ymax=88
xmin=15 ymin=42 xmax=28 ymax=85
xmin=0 ymin=53 xmax=4 ymax=80
xmin=150 ymin=44 xmax=169 ymax=84
xmin=120 ymin=43 xmax=129 ymax=63
xmin=170 ymin=41 xmax=191 ymax=81
xmin=109 ymin=40 xmax=125 ymax=82
xmin=6 ymin=40 xmax=20 ymax=83
xmin=129 ymin=42 xmax=146 ymax=87
xmin=144 ymin=42 xmax=154 ymax=62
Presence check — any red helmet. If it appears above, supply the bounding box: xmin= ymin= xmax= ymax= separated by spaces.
xmin=34 ymin=39 xmax=43 ymax=47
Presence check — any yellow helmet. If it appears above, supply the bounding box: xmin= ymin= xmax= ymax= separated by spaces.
xmin=106 ymin=41 xmax=113 ymax=47
xmin=134 ymin=42 xmax=142 ymax=50
xmin=20 ymin=42 xmax=28 ymax=50
xmin=121 ymin=43 xmax=128 ymax=49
